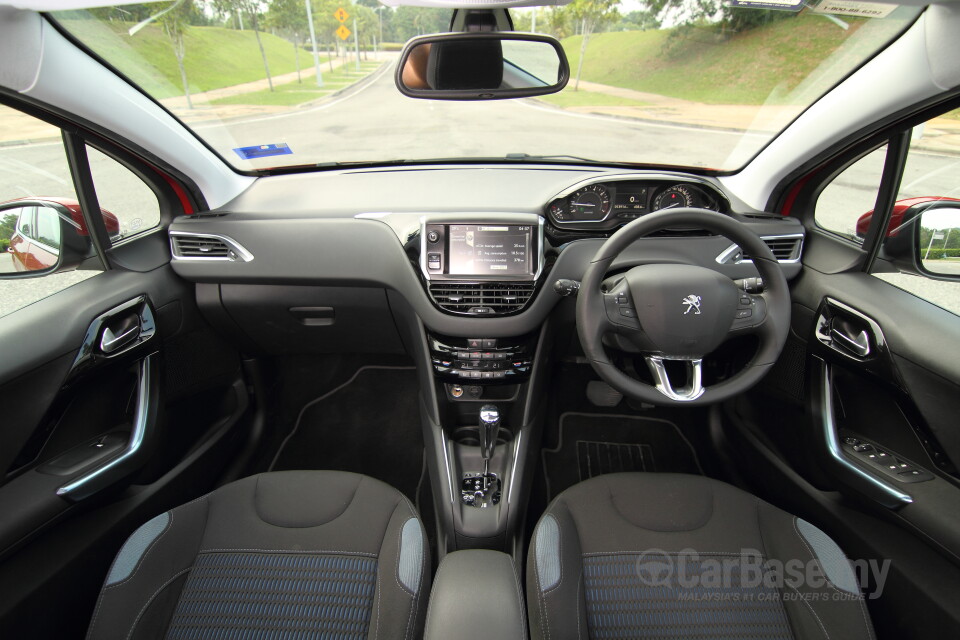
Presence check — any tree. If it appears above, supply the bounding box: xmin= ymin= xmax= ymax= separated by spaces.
xmin=0 ymin=213 xmax=16 ymax=253
xmin=567 ymin=0 xmax=620 ymax=90
xmin=212 ymin=0 xmax=275 ymax=91
xmin=618 ymin=9 xmax=660 ymax=31
xmin=354 ymin=4 xmax=378 ymax=58
xmin=267 ymin=0 xmax=309 ymax=83
xmin=158 ymin=0 xmax=197 ymax=108
xmin=645 ymin=0 xmax=791 ymax=34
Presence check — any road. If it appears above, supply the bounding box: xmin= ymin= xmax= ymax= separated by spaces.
xmin=1 ymin=61 xmax=959 ymax=316
xmin=207 ymin=61 xmax=753 ymax=170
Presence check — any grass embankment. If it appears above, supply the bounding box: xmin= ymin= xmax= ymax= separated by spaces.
xmin=562 ymin=12 xmax=868 ymax=105
xmin=58 ymin=18 xmax=327 ymax=99
xmin=538 ymin=89 xmax=648 ymax=108
xmin=211 ymin=61 xmax=383 ymax=106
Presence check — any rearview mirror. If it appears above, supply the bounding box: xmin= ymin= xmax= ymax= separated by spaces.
xmin=396 ymin=32 xmax=569 ymax=100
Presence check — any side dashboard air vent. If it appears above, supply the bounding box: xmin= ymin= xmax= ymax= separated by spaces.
xmin=170 ymin=232 xmax=253 ymax=262
xmin=716 ymin=234 xmax=803 ymax=265
xmin=429 ymin=282 xmax=536 ymax=315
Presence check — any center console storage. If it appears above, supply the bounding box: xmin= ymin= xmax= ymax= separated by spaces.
xmin=424 ymin=550 xmax=527 ymax=640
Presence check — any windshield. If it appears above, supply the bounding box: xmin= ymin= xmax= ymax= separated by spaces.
xmin=50 ymin=1 xmax=920 ymax=173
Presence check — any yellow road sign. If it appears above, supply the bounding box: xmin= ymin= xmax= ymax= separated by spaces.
xmin=334 ymin=7 xmax=349 ymax=22
xmin=336 ymin=24 xmax=351 ymax=40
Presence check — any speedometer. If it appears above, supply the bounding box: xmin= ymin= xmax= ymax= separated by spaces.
xmin=569 ymin=185 xmax=611 ymax=220
xmin=653 ymin=186 xmax=694 ymax=211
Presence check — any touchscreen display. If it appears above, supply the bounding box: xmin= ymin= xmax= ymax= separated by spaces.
xmin=447 ymin=224 xmax=534 ymax=276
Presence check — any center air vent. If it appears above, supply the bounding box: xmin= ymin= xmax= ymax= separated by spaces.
xmin=170 ymin=232 xmax=253 ymax=262
xmin=429 ymin=282 xmax=536 ymax=315
xmin=716 ymin=234 xmax=803 ymax=265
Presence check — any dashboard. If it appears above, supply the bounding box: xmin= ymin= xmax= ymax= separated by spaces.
xmin=546 ymin=176 xmax=724 ymax=230
xmin=167 ymin=165 xmax=802 ymax=338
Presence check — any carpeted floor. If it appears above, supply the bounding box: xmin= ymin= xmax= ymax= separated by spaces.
xmin=542 ymin=411 xmax=704 ymax=501
xmin=269 ymin=366 xmax=425 ymax=503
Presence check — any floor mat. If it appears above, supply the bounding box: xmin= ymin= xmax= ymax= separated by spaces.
xmin=269 ymin=366 xmax=424 ymax=502
xmin=542 ymin=412 xmax=703 ymax=501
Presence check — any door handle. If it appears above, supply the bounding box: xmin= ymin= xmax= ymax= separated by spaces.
xmin=814 ymin=298 xmax=883 ymax=362
xmin=830 ymin=319 xmax=871 ymax=358
xmin=100 ymin=314 xmax=141 ymax=354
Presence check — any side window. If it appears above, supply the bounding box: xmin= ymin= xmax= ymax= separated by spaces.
xmin=0 ymin=104 xmax=100 ymax=318
xmin=813 ymin=115 xmax=960 ymax=315
xmin=814 ymin=145 xmax=887 ymax=243
xmin=0 ymin=103 xmax=161 ymax=318
xmin=34 ymin=206 xmax=62 ymax=250
xmin=87 ymin=146 xmax=161 ymax=241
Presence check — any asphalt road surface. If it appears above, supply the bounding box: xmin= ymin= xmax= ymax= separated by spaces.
xmin=2 ymin=61 xmax=959 ymax=316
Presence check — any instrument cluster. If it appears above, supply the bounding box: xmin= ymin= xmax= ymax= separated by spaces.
xmin=547 ymin=179 xmax=724 ymax=230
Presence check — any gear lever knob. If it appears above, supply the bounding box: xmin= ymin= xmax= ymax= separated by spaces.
xmin=478 ymin=404 xmax=500 ymax=461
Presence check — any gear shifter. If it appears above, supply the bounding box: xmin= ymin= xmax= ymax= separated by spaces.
xmin=479 ymin=404 xmax=500 ymax=489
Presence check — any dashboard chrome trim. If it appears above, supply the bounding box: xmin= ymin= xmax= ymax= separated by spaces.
xmin=169 ymin=230 xmax=254 ymax=262
xmin=715 ymin=233 xmax=805 ymax=265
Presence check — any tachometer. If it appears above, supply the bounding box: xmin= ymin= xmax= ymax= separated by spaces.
xmin=548 ymin=200 xmax=568 ymax=222
xmin=653 ymin=185 xmax=694 ymax=211
xmin=569 ymin=184 xmax=611 ymax=220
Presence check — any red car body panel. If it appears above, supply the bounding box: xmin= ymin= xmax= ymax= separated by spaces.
xmin=856 ymin=196 xmax=960 ymax=238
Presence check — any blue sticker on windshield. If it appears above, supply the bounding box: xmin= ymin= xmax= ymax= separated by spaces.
xmin=233 ymin=143 xmax=293 ymax=160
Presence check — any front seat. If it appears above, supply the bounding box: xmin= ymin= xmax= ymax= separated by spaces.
xmin=528 ymin=473 xmax=874 ymax=640
xmin=87 ymin=470 xmax=429 ymax=640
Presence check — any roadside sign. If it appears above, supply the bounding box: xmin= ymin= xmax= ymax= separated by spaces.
xmin=334 ymin=7 xmax=349 ymax=22
xmin=933 ymin=232 xmax=946 ymax=241
xmin=336 ymin=24 xmax=351 ymax=40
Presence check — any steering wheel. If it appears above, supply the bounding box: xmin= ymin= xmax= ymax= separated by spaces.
xmin=576 ymin=208 xmax=791 ymax=406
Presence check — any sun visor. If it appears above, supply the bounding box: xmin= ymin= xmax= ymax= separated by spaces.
xmin=379 ymin=0 xmax=572 ymax=8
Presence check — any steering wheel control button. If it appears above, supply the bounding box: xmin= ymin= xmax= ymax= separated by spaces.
xmin=736 ymin=309 xmax=752 ymax=319
xmin=619 ymin=307 xmax=636 ymax=318
xmin=739 ymin=296 xmax=753 ymax=307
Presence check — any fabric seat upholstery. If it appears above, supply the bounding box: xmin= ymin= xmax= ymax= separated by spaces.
xmin=87 ymin=470 xmax=429 ymax=640
xmin=527 ymin=473 xmax=875 ymax=640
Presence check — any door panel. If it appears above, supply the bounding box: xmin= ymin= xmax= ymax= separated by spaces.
xmin=719 ymin=196 xmax=960 ymax=636
xmin=0 ymin=263 xmax=250 ymax=636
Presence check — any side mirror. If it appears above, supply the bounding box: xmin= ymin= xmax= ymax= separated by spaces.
xmin=396 ymin=32 xmax=569 ymax=100
xmin=917 ymin=204 xmax=960 ymax=277
xmin=0 ymin=198 xmax=112 ymax=278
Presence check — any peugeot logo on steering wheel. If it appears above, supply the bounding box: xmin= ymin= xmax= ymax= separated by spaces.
xmin=682 ymin=295 xmax=702 ymax=315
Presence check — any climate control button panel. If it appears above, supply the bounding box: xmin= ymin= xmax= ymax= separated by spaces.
xmin=428 ymin=332 xmax=537 ymax=383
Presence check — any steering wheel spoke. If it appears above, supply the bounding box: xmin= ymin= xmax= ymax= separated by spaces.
xmin=645 ymin=355 xmax=705 ymax=402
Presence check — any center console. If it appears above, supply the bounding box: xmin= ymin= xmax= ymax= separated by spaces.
xmin=411 ymin=214 xmax=551 ymax=558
